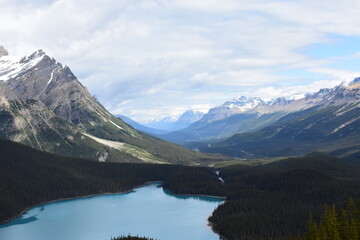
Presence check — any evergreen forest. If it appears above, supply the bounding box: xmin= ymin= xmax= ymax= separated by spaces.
xmin=299 ymin=198 xmax=360 ymax=240
xmin=1 ymin=138 xmax=360 ymax=240
xmin=111 ymin=236 xmax=157 ymax=240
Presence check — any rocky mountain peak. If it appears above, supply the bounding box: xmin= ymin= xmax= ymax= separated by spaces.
xmin=347 ymin=77 xmax=360 ymax=90
xmin=179 ymin=110 xmax=204 ymax=120
xmin=0 ymin=48 xmax=94 ymax=125
xmin=266 ymin=97 xmax=293 ymax=106
xmin=0 ymin=46 xmax=9 ymax=57
xmin=19 ymin=49 xmax=46 ymax=63
xmin=30 ymin=49 xmax=45 ymax=58
xmin=351 ymin=77 xmax=360 ymax=84
xmin=223 ymin=96 xmax=264 ymax=107
xmin=0 ymin=49 xmax=50 ymax=82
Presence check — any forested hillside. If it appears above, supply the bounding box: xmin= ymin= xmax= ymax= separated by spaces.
xmin=0 ymin=139 xmax=222 ymax=224
xmin=2 ymin=138 xmax=360 ymax=240
xmin=190 ymin=105 xmax=360 ymax=160
xmin=299 ymin=199 xmax=360 ymax=240
xmin=209 ymin=153 xmax=360 ymax=239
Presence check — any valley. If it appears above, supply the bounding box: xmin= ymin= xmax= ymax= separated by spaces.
xmin=150 ymin=79 xmax=360 ymax=161
xmin=1 ymin=46 xmax=360 ymax=240
xmin=0 ymin=47 xmax=228 ymax=165
xmin=1 ymin=138 xmax=360 ymax=239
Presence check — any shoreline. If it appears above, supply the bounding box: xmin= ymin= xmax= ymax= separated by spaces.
xmin=169 ymin=192 xmax=226 ymax=200
xmin=0 ymin=181 xmax=162 ymax=226
xmin=0 ymin=180 xmax=226 ymax=240
xmin=163 ymin=188 xmax=226 ymax=200
xmin=208 ymin=221 xmax=229 ymax=240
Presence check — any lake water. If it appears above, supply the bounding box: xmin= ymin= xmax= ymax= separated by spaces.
xmin=0 ymin=183 xmax=223 ymax=240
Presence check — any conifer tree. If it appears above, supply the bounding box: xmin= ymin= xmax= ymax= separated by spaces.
xmin=300 ymin=199 xmax=360 ymax=240
xmin=305 ymin=213 xmax=319 ymax=240
xmin=338 ymin=208 xmax=349 ymax=239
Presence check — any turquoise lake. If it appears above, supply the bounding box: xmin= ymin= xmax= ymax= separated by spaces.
xmin=0 ymin=183 xmax=223 ymax=240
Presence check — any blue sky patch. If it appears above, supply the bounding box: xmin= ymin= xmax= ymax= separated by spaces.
xmin=301 ymin=35 xmax=360 ymax=59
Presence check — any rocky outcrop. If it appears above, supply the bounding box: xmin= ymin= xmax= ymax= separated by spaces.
xmin=0 ymin=46 xmax=8 ymax=57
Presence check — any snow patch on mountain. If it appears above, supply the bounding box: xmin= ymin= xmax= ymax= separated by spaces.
xmin=47 ymin=69 xmax=56 ymax=85
xmin=0 ymin=49 xmax=45 ymax=81
xmin=145 ymin=110 xmax=205 ymax=131
xmin=223 ymin=96 xmax=264 ymax=110
xmin=109 ymin=119 xmax=123 ymax=130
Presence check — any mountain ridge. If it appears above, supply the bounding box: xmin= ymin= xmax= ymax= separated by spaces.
xmin=144 ymin=109 xmax=204 ymax=132
xmin=116 ymin=114 xmax=169 ymax=135
xmin=188 ymin=80 xmax=360 ymax=159
xmin=159 ymin=79 xmax=360 ymax=146
xmin=0 ymin=47 xmax=219 ymax=165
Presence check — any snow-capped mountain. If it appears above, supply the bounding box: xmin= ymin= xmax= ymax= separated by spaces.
xmin=0 ymin=46 xmax=202 ymax=164
xmin=198 ymin=96 xmax=296 ymax=124
xmin=0 ymin=50 xmax=48 ymax=82
xmin=116 ymin=114 xmax=169 ymax=135
xmin=223 ymin=96 xmax=265 ymax=109
xmin=159 ymin=79 xmax=360 ymax=147
xmin=145 ymin=110 xmax=204 ymax=131
xmin=200 ymin=96 xmax=264 ymax=123
xmin=174 ymin=110 xmax=205 ymax=130
xmin=194 ymin=79 xmax=360 ymax=159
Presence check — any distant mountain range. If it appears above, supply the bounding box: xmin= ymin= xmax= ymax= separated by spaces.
xmin=144 ymin=110 xmax=204 ymax=132
xmin=157 ymin=78 xmax=360 ymax=159
xmin=2 ymin=45 xmax=359 ymax=162
xmin=116 ymin=114 xmax=169 ymax=135
xmin=0 ymin=46 xmax=214 ymax=165
xmin=159 ymin=95 xmax=296 ymax=144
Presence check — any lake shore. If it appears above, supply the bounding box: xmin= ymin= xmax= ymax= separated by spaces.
xmin=208 ymin=222 xmax=229 ymax=240
xmin=0 ymin=181 xmax=163 ymax=226
xmin=0 ymin=180 xmax=226 ymax=240
xmin=163 ymin=188 xmax=226 ymax=200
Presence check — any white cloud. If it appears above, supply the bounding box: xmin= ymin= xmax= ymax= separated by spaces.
xmin=309 ymin=68 xmax=360 ymax=82
xmin=190 ymin=104 xmax=212 ymax=113
xmin=249 ymin=78 xmax=356 ymax=101
xmin=1 ymin=0 xmax=360 ymax=121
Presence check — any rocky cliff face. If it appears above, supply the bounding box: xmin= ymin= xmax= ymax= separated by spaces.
xmin=4 ymin=50 xmax=127 ymax=129
xmin=0 ymin=47 xmax=203 ymax=165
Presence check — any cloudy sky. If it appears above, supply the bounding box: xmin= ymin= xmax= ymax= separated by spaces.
xmin=1 ymin=0 xmax=360 ymax=123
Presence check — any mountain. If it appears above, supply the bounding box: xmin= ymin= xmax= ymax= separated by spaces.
xmin=0 ymin=46 xmax=215 ymax=165
xmin=173 ymin=110 xmax=205 ymax=130
xmin=160 ymin=96 xmax=294 ymax=144
xmin=145 ymin=110 xmax=204 ymax=132
xmin=201 ymin=96 xmax=266 ymax=123
xmin=191 ymin=79 xmax=360 ymax=159
xmin=116 ymin=114 xmax=168 ymax=135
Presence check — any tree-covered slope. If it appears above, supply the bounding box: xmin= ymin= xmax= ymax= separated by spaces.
xmin=0 ymin=138 xmax=223 ymax=224
xmin=195 ymin=105 xmax=360 ymax=159
xmin=2 ymin=138 xmax=360 ymax=240
xmin=168 ymin=79 xmax=360 ymax=152
xmin=209 ymin=153 xmax=360 ymax=240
